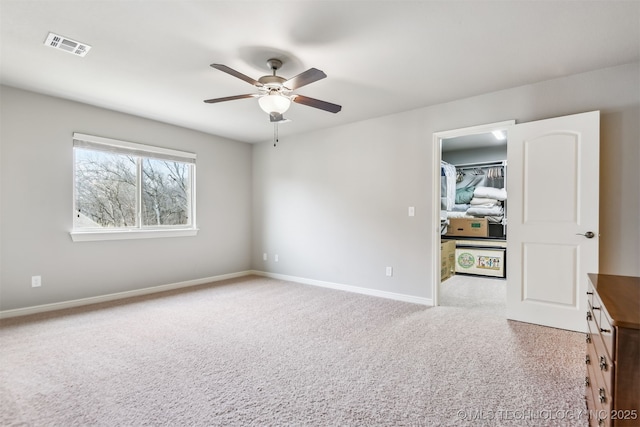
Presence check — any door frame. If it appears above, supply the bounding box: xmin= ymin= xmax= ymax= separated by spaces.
xmin=431 ymin=120 xmax=515 ymax=306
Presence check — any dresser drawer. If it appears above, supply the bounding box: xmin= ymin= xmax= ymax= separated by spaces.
xmin=588 ymin=320 xmax=615 ymax=394
xmin=585 ymin=363 xmax=604 ymax=427
xmin=593 ymin=385 xmax=613 ymax=427
xmin=587 ymin=301 xmax=598 ymax=334
xmin=591 ymin=294 xmax=616 ymax=360
xmin=587 ymin=362 xmax=613 ymax=427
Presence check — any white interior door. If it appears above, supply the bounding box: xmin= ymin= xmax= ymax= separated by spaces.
xmin=506 ymin=111 xmax=599 ymax=332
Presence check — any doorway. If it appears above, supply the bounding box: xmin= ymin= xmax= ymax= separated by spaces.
xmin=431 ymin=120 xmax=514 ymax=307
xmin=431 ymin=112 xmax=600 ymax=332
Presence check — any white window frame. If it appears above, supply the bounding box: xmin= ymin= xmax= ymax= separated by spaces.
xmin=70 ymin=133 xmax=198 ymax=242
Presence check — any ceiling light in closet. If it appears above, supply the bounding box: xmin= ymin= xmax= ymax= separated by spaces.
xmin=492 ymin=130 xmax=506 ymax=140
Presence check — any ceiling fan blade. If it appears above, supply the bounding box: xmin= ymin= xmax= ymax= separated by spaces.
xmin=210 ymin=64 xmax=263 ymax=87
xmin=283 ymin=68 xmax=327 ymax=90
xmin=292 ymin=95 xmax=342 ymax=113
xmin=204 ymin=94 xmax=258 ymax=104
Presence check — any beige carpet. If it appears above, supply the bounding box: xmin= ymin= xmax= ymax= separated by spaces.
xmin=0 ymin=275 xmax=588 ymax=426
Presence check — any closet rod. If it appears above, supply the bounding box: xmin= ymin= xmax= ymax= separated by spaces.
xmin=454 ymin=160 xmax=506 ymax=170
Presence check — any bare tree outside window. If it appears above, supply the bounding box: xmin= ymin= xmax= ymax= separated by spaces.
xmin=142 ymin=158 xmax=190 ymax=226
xmin=74 ymin=149 xmax=192 ymax=229
xmin=75 ymin=150 xmax=137 ymax=227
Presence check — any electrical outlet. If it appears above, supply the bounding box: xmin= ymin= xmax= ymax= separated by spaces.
xmin=263 ymin=253 xmax=267 ymax=261
xmin=274 ymin=254 xmax=279 ymax=262
xmin=385 ymin=267 xmax=393 ymax=277
xmin=31 ymin=275 xmax=42 ymax=288
xmin=408 ymin=206 xmax=415 ymax=217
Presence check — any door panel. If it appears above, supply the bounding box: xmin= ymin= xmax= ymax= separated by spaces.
xmin=522 ymin=243 xmax=577 ymax=306
xmin=507 ymin=111 xmax=599 ymax=332
xmin=524 ymin=133 xmax=578 ymax=223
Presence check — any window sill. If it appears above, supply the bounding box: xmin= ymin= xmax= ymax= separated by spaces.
xmin=70 ymin=228 xmax=198 ymax=242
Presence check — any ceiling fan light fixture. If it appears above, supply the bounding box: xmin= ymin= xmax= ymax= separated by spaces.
xmin=258 ymin=93 xmax=291 ymax=115
xmin=206 ymin=60 xmax=341 ymax=122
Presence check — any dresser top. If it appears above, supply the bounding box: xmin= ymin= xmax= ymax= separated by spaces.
xmin=588 ymin=273 xmax=640 ymax=329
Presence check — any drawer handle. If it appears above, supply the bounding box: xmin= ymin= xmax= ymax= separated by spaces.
xmin=586 ymin=291 xmax=593 ymax=296
xmin=585 ymin=376 xmax=590 ymax=387
xmin=598 ymin=387 xmax=606 ymax=403
xmin=586 ymin=333 xmax=591 ymax=344
xmin=600 ymin=328 xmax=611 ymax=334
xmin=592 ymin=306 xmax=601 ymax=311
xmin=586 ymin=311 xmax=592 ymax=321
xmin=599 ymin=356 xmax=608 ymax=371
xmin=585 ymin=355 xmax=590 ymax=365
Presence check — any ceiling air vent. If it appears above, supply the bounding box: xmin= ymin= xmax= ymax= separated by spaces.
xmin=44 ymin=32 xmax=91 ymax=57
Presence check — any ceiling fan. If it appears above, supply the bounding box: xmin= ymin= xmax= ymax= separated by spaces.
xmin=204 ymin=59 xmax=342 ymax=123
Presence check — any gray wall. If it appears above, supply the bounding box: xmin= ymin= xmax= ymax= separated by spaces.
xmin=2 ymin=62 xmax=638 ymax=311
xmin=252 ymin=63 xmax=640 ymax=299
xmin=0 ymin=86 xmax=253 ymax=311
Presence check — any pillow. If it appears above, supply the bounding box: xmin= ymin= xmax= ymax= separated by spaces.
xmin=455 ymin=186 xmax=475 ymax=204
xmin=470 ymin=197 xmax=499 ymax=206
xmin=474 ymin=186 xmax=507 ymax=201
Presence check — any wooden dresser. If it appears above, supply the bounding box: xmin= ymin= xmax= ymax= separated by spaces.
xmin=585 ymin=273 xmax=640 ymax=426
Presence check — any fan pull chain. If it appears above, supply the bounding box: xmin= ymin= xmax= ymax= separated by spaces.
xmin=273 ymin=122 xmax=279 ymax=147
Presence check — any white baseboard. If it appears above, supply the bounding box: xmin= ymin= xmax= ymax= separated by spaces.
xmin=0 ymin=271 xmax=254 ymax=319
xmin=250 ymin=270 xmax=433 ymax=306
xmin=1 ymin=270 xmax=432 ymax=319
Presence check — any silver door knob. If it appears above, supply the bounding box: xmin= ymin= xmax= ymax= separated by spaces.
xmin=576 ymin=231 xmax=595 ymax=238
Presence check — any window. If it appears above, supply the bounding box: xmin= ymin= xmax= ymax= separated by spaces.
xmin=71 ymin=133 xmax=197 ymax=241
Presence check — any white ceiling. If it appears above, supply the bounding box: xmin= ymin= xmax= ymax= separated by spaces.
xmin=1 ymin=1 xmax=638 ymax=144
